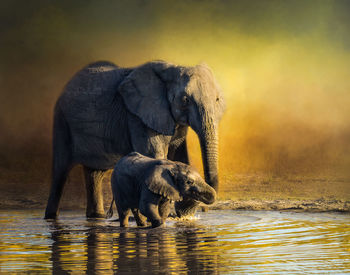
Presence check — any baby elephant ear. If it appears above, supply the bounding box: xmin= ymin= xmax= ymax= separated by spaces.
xmin=118 ymin=62 xmax=176 ymax=136
xmin=145 ymin=165 xmax=182 ymax=201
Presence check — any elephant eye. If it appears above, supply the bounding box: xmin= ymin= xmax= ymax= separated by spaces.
xmin=187 ymin=179 xmax=195 ymax=185
xmin=182 ymin=95 xmax=190 ymax=106
xmin=216 ymin=97 xmax=219 ymax=102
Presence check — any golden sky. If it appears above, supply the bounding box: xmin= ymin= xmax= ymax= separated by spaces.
xmin=1 ymin=0 xmax=350 ymax=179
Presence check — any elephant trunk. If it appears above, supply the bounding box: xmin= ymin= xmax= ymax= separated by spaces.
xmin=197 ymin=182 xmax=216 ymax=204
xmin=175 ymin=109 xmax=220 ymax=217
xmin=198 ymin=123 xmax=219 ymax=192
xmin=174 ymin=124 xmax=218 ymax=217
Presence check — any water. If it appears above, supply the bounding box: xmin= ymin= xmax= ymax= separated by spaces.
xmin=0 ymin=210 xmax=349 ymax=274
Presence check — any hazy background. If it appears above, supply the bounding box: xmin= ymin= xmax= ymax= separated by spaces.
xmin=1 ymin=0 xmax=350 ymax=207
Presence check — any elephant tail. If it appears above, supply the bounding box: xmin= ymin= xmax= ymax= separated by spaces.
xmin=106 ymin=198 xmax=114 ymax=219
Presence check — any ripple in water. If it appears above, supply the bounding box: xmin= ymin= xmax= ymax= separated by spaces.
xmin=0 ymin=210 xmax=349 ymax=274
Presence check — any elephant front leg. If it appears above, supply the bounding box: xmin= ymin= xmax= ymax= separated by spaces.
xmin=167 ymin=125 xmax=189 ymax=164
xmin=140 ymin=190 xmax=164 ymax=228
xmin=131 ymin=209 xmax=147 ymax=227
xmin=140 ymin=201 xmax=163 ymax=228
xmin=144 ymin=203 xmax=163 ymax=228
xmin=83 ymin=167 xmax=106 ymax=218
xmin=128 ymin=114 xmax=172 ymax=159
xmin=158 ymin=199 xmax=171 ymax=223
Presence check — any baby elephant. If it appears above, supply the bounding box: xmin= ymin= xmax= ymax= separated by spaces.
xmin=111 ymin=152 xmax=216 ymax=228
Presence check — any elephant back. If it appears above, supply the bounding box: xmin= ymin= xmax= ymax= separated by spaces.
xmin=113 ymin=152 xmax=166 ymax=180
xmin=59 ymin=61 xmax=125 ymax=108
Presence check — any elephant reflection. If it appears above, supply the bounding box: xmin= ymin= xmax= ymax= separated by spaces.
xmin=49 ymin=221 xmax=219 ymax=273
xmin=49 ymin=221 xmax=66 ymax=274
xmin=112 ymin=227 xmax=219 ymax=273
xmin=49 ymin=221 xmax=113 ymax=274
xmin=112 ymin=230 xmax=178 ymax=273
xmin=175 ymin=228 xmax=219 ymax=274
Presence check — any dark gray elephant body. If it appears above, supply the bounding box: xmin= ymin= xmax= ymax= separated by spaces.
xmin=45 ymin=60 xmax=224 ymax=219
xmin=111 ymin=152 xmax=216 ymax=228
xmin=58 ymin=62 xmax=131 ymax=168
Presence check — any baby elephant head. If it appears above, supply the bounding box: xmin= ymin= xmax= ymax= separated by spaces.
xmin=145 ymin=162 xmax=216 ymax=204
xmin=172 ymin=163 xmax=217 ymax=204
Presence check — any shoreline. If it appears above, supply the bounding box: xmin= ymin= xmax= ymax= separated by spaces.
xmin=209 ymin=199 xmax=350 ymax=212
xmin=1 ymin=198 xmax=349 ymax=213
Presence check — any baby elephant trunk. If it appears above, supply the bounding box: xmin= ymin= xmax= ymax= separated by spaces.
xmin=192 ymin=181 xmax=216 ymax=205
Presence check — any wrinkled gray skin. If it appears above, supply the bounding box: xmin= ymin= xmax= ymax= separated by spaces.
xmin=111 ymin=152 xmax=216 ymax=228
xmin=44 ymin=60 xmax=225 ymax=219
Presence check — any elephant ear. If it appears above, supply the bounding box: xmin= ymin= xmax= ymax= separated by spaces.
xmin=118 ymin=62 xmax=176 ymax=135
xmin=145 ymin=165 xmax=182 ymax=201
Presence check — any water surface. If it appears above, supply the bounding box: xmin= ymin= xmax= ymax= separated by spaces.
xmin=0 ymin=210 xmax=349 ymax=274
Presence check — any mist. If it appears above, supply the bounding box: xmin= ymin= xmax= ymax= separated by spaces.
xmin=1 ymin=0 xmax=350 ymax=204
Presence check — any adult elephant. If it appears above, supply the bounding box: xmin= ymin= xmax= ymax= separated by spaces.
xmin=44 ymin=60 xmax=225 ymax=219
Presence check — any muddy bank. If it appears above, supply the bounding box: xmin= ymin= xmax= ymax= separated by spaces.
xmin=1 ymin=191 xmax=349 ymax=213
xmin=1 ymin=171 xmax=349 ymax=213
xmin=209 ymin=199 xmax=350 ymax=212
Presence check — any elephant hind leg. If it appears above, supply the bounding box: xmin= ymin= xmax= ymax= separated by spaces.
xmin=83 ymin=167 xmax=106 ymax=218
xmin=118 ymin=208 xmax=131 ymax=227
xmin=45 ymin=107 xmax=73 ymax=219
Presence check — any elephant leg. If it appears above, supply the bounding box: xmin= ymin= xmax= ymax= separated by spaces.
xmin=139 ymin=190 xmax=164 ymax=228
xmin=168 ymin=138 xmax=189 ymax=164
xmin=140 ymin=202 xmax=163 ymax=228
xmin=131 ymin=209 xmax=147 ymax=227
xmin=45 ymin=162 xmax=72 ymax=219
xmin=127 ymin=114 xmax=171 ymax=159
xmin=118 ymin=208 xmax=131 ymax=227
xmin=168 ymin=126 xmax=189 ymax=164
xmin=83 ymin=167 xmax=106 ymax=218
xmin=158 ymin=200 xmax=171 ymax=222
xmin=45 ymin=107 xmax=73 ymax=219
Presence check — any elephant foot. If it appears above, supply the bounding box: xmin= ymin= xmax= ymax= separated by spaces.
xmin=44 ymin=213 xmax=57 ymax=219
xmin=175 ymin=198 xmax=200 ymax=218
xmin=151 ymin=220 xmax=164 ymax=228
xmin=201 ymin=205 xmax=209 ymax=212
xmin=44 ymin=209 xmax=58 ymax=219
xmin=86 ymin=212 xmax=105 ymax=219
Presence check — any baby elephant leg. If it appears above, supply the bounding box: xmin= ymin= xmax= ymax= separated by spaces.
xmin=141 ymin=202 xmax=163 ymax=228
xmin=131 ymin=209 xmax=147 ymax=227
xmin=158 ymin=199 xmax=171 ymax=223
xmin=117 ymin=208 xmax=131 ymax=227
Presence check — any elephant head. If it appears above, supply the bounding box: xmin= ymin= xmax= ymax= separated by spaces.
xmin=145 ymin=163 xmax=216 ymax=205
xmin=119 ymin=61 xmax=225 ymax=192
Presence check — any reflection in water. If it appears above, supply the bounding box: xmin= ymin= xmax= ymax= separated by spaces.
xmin=49 ymin=220 xmax=219 ymax=273
xmin=0 ymin=210 xmax=349 ymax=274
xmin=113 ymin=230 xmax=179 ymax=273
xmin=50 ymin=221 xmax=65 ymax=274
xmin=176 ymin=230 xmax=219 ymax=274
